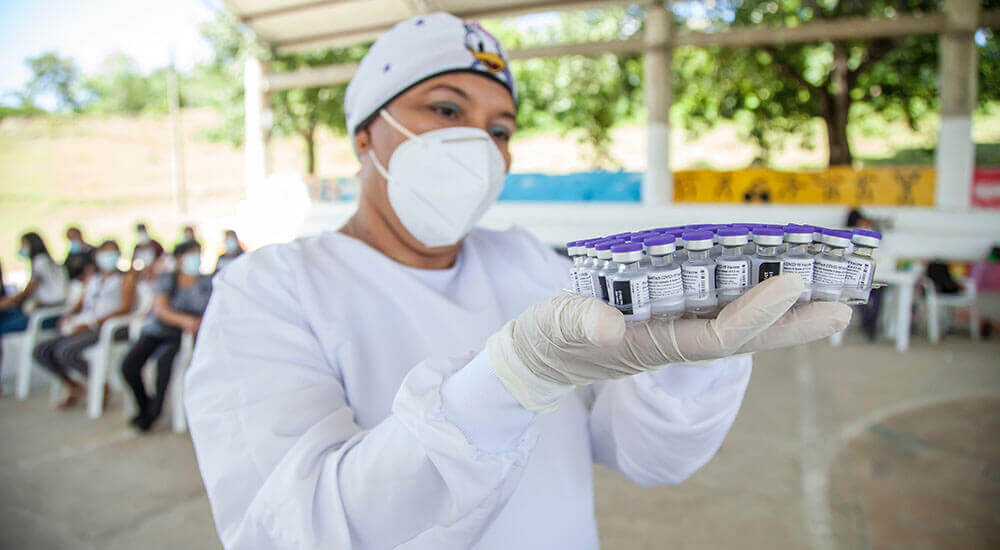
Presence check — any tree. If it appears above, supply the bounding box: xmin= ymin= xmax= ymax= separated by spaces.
xmin=198 ymin=14 xmax=366 ymax=174
xmin=24 ymin=52 xmax=83 ymax=112
xmin=81 ymin=53 xmax=168 ymax=114
xmin=674 ymin=0 xmax=958 ymax=166
xmin=486 ymin=7 xmax=646 ymax=166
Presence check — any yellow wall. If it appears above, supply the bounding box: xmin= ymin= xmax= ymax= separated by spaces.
xmin=673 ymin=167 xmax=934 ymax=206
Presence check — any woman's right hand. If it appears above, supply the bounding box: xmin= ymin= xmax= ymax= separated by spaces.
xmin=488 ymin=274 xmax=851 ymax=413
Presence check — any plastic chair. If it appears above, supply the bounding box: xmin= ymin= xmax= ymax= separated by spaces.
xmin=922 ymin=277 xmax=980 ymax=343
xmin=12 ymin=280 xmax=84 ymax=401
xmin=83 ymin=283 xmax=155 ymax=419
xmin=170 ymin=331 xmax=195 ymax=433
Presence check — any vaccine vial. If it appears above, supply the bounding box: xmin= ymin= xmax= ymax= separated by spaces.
xmin=709 ymin=226 xmax=723 ymax=259
xmin=607 ymin=243 xmax=651 ymax=325
xmin=751 ymin=227 xmax=784 ymax=284
xmin=714 ymin=227 xmax=752 ymax=305
xmin=843 ymin=229 xmax=881 ymax=302
xmin=680 ymin=231 xmax=718 ymax=317
xmin=735 ymin=224 xmax=756 ymax=255
xmin=812 ymin=229 xmax=853 ymax=301
xmin=670 ymin=231 xmax=688 ymax=264
xmin=780 ymin=225 xmax=815 ymax=302
xmin=576 ymin=239 xmax=603 ymax=298
xmin=566 ymin=240 xmax=585 ymax=294
xmin=643 ymin=235 xmax=686 ymax=320
xmin=807 ymin=226 xmax=825 ymax=256
xmin=593 ymin=239 xmax=626 ymax=302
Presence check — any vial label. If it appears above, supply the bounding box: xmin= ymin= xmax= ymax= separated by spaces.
xmin=648 ymin=268 xmax=684 ymax=299
xmin=611 ymin=278 xmax=649 ymax=315
xmin=845 ymin=257 xmax=874 ymax=290
xmin=780 ymin=257 xmax=814 ymax=284
xmin=598 ymin=274 xmax=610 ymax=301
xmin=716 ymin=259 xmax=749 ymax=289
xmin=577 ymin=271 xmax=595 ymax=297
xmin=757 ymin=261 xmax=781 ymax=282
xmin=682 ymin=265 xmax=711 ymax=296
xmin=570 ymin=269 xmax=581 ymax=294
xmin=814 ymin=257 xmax=848 ymax=286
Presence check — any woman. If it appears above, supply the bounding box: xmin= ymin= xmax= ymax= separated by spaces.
xmin=212 ymin=230 xmax=244 ymax=275
xmin=63 ymin=226 xmax=95 ymax=282
xmin=185 ymin=13 xmax=851 ymax=549
xmin=34 ymin=240 xmax=136 ymax=408
xmin=0 ymin=232 xmax=68 ymax=334
xmin=130 ymin=222 xmax=164 ymax=282
xmin=121 ymin=241 xmax=211 ymax=431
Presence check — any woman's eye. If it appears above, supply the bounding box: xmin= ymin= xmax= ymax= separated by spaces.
xmin=431 ymin=102 xmax=460 ymax=119
xmin=489 ymin=125 xmax=512 ymax=141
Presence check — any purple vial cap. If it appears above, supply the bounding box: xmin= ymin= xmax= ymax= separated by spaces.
xmin=853 ymin=228 xmax=882 ymax=239
xmin=566 ymin=240 xmax=581 ymax=248
xmin=643 ymin=235 xmax=674 ymax=246
xmin=583 ymin=238 xmax=603 ymax=247
xmin=823 ymin=228 xmax=854 ymax=240
xmin=784 ymin=224 xmax=812 ymax=234
xmin=753 ymin=227 xmax=784 ymax=237
xmin=681 ymin=230 xmax=714 ymax=241
xmin=610 ymin=242 xmax=643 ymax=253
xmin=595 ymin=238 xmax=626 ymax=251
xmin=716 ymin=227 xmax=749 ymax=237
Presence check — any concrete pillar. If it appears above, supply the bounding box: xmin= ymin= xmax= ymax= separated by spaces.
xmin=166 ymin=59 xmax=187 ymax=216
xmin=643 ymin=1 xmax=672 ymax=205
xmin=244 ymin=56 xmax=271 ymax=196
xmin=934 ymin=0 xmax=979 ymax=209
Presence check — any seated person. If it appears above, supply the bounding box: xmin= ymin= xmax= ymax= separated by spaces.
xmin=121 ymin=240 xmax=212 ymax=431
xmin=131 ymin=222 xmax=165 ymax=283
xmin=63 ymin=226 xmax=95 ymax=282
xmin=0 ymin=232 xmax=69 ymax=332
xmin=213 ymin=229 xmax=245 ymax=275
xmin=33 ymin=240 xmax=136 ymax=408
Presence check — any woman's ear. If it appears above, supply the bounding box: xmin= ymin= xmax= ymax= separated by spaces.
xmin=353 ymin=128 xmax=371 ymax=156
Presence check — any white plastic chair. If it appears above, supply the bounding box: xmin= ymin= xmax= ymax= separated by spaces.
xmin=83 ymin=283 xmax=155 ymax=419
xmin=11 ymin=280 xmax=84 ymax=401
xmin=169 ymin=331 xmax=195 ymax=433
xmin=922 ymin=277 xmax=980 ymax=343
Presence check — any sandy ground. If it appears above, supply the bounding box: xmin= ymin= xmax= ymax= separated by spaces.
xmin=1 ymin=321 xmax=998 ymax=549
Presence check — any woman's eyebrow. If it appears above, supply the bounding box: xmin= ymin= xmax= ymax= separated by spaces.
xmin=426 ymin=84 xmax=469 ymax=99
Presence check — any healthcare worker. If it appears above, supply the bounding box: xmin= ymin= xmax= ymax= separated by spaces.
xmin=185 ymin=13 xmax=851 ymax=549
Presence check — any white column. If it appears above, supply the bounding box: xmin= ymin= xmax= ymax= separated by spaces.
xmin=244 ymin=56 xmax=271 ymax=197
xmin=166 ymin=58 xmax=187 ymax=216
xmin=934 ymin=0 xmax=979 ymax=209
xmin=643 ymin=1 xmax=673 ymax=205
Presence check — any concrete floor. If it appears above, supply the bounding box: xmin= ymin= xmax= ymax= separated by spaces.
xmin=2 ymin=330 xmax=999 ymax=549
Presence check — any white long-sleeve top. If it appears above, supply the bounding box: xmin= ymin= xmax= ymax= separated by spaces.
xmin=184 ymin=227 xmax=752 ymax=549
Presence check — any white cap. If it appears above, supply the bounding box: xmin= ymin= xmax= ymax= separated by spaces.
xmin=821 ymin=231 xmax=853 ymax=248
xmin=597 ymin=249 xmax=613 ymax=260
xmin=568 ymin=245 xmax=583 ymax=256
xmin=719 ymin=234 xmax=748 ymax=247
xmin=784 ymin=228 xmax=812 ymax=244
xmin=612 ymin=250 xmax=644 ymax=263
xmin=754 ymin=233 xmax=784 ymax=246
xmin=851 ymin=231 xmax=882 ymax=248
xmin=345 ymin=13 xmax=515 ymax=141
xmin=648 ymin=242 xmax=676 ymax=256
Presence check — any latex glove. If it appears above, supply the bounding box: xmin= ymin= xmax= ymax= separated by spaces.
xmin=488 ymin=274 xmax=850 ymax=412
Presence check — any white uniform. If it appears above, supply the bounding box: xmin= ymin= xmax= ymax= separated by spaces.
xmin=30 ymin=254 xmax=68 ymax=306
xmin=185 ymin=227 xmax=752 ymax=549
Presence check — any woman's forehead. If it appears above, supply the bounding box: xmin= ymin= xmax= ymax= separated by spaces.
xmin=399 ymin=72 xmax=516 ymax=114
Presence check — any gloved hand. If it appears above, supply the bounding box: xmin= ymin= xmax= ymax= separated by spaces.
xmin=488 ymin=274 xmax=850 ymax=412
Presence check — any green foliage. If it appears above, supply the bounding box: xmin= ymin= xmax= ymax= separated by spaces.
xmin=674 ymin=0 xmax=944 ymax=165
xmin=81 ymin=53 xmax=168 ymax=114
xmin=23 ymin=52 xmax=83 ymax=112
xmin=485 ymin=7 xmax=646 ymax=167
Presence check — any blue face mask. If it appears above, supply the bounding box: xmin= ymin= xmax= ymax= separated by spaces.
xmin=181 ymin=254 xmax=201 ymax=276
xmin=69 ymin=240 xmax=81 ymax=253
xmin=96 ymin=251 xmax=120 ymax=272
xmin=18 ymin=248 xmax=29 ymax=259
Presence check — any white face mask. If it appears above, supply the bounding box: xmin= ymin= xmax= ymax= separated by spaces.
xmin=368 ymin=110 xmax=507 ymax=248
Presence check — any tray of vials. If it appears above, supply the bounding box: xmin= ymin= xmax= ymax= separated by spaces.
xmin=566 ymin=223 xmax=882 ymax=325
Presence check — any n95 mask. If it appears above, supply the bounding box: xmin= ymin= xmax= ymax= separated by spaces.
xmin=368 ymin=110 xmax=507 ymax=248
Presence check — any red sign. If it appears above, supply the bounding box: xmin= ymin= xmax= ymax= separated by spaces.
xmin=973 ymin=168 xmax=1000 ymax=208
